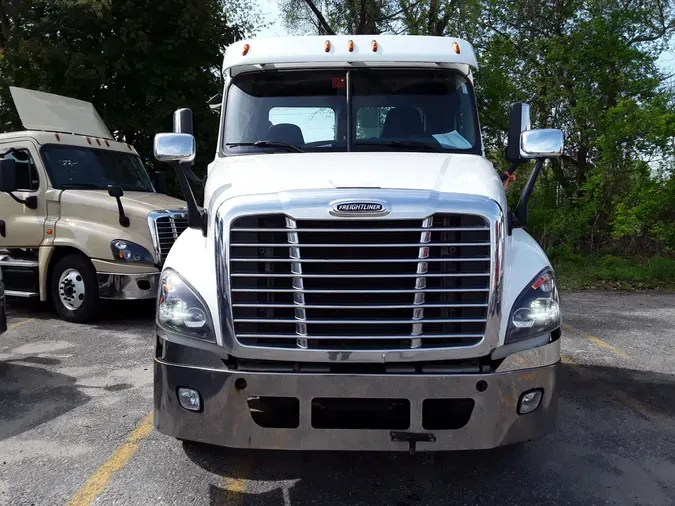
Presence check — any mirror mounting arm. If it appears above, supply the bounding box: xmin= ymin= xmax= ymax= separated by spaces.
xmin=174 ymin=160 xmax=207 ymax=236
xmin=5 ymin=191 xmax=38 ymax=210
xmin=510 ymin=158 xmax=545 ymax=232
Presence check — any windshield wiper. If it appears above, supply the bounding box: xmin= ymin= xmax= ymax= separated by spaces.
xmin=226 ymin=140 xmax=304 ymax=153
xmin=355 ymin=140 xmax=443 ymax=153
xmin=60 ymin=183 xmax=106 ymax=189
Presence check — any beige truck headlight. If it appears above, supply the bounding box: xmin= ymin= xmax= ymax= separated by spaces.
xmin=111 ymin=240 xmax=154 ymax=264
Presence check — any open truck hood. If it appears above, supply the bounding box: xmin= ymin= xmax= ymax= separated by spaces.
xmin=206 ymin=152 xmax=506 ymax=209
xmin=10 ymin=87 xmax=112 ymax=139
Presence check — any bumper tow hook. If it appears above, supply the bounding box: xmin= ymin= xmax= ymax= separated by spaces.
xmin=390 ymin=431 xmax=437 ymax=454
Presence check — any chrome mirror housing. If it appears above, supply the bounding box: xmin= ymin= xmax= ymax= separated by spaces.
xmin=520 ymin=129 xmax=564 ymax=159
xmin=153 ymin=133 xmax=196 ymax=163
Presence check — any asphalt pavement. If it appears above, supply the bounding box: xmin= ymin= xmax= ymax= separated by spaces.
xmin=0 ymin=292 xmax=674 ymax=506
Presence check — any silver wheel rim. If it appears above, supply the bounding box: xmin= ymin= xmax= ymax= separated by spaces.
xmin=58 ymin=268 xmax=85 ymax=310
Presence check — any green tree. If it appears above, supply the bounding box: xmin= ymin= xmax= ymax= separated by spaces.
xmin=0 ymin=0 xmax=259 ymax=181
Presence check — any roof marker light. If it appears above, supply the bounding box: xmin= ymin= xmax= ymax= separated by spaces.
xmin=86 ymin=137 xmax=91 ymax=144
xmin=371 ymin=39 xmax=378 ymax=52
xmin=452 ymin=41 xmax=461 ymax=54
xmin=105 ymin=140 xmax=110 ymax=147
xmin=127 ymin=144 xmax=132 ymax=151
xmin=96 ymin=138 xmax=101 ymax=145
xmin=242 ymin=43 xmax=250 ymax=56
xmin=55 ymin=134 xmax=60 ymax=141
xmin=324 ymin=40 xmax=331 ymax=52
xmin=348 ymin=40 xmax=354 ymax=52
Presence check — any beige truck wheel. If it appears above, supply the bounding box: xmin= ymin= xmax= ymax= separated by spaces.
xmin=50 ymin=254 xmax=102 ymax=323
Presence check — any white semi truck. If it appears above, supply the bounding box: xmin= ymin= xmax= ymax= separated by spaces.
xmin=152 ymin=35 xmax=564 ymax=451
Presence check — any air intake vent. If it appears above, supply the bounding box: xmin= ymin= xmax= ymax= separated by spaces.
xmin=229 ymin=214 xmax=491 ymax=351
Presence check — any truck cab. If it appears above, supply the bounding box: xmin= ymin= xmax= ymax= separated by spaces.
xmin=152 ymin=35 xmax=564 ymax=451
xmin=0 ymin=87 xmax=187 ymax=322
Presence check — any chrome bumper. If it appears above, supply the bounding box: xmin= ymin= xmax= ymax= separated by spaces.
xmin=97 ymin=272 xmax=159 ymax=300
xmin=154 ymin=337 xmax=559 ymax=451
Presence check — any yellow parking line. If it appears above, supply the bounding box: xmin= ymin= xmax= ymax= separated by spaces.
xmin=7 ymin=318 xmax=34 ymax=330
xmin=562 ymin=323 xmax=631 ymax=360
xmin=66 ymin=412 xmax=154 ymax=506
xmin=561 ymin=354 xmax=576 ymax=364
xmin=220 ymin=456 xmax=253 ymax=505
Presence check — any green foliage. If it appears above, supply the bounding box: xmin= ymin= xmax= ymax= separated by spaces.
xmin=0 ymin=0 xmax=261 ymax=196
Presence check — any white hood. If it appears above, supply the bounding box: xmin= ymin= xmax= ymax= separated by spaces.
xmin=205 ymin=152 xmax=506 ymax=209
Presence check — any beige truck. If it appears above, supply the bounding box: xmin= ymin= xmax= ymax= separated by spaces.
xmin=0 ymin=87 xmax=186 ymax=322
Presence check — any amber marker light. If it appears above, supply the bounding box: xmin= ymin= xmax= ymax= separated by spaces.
xmin=452 ymin=41 xmax=461 ymax=54
xmin=325 ymin=40 xmax=331 ymax=52
xmin=371 ymin=39 xmax=378 ymax=52
xmin=242 ymin=43 xmax=250 ymax=56
xmin=348 ymin=40 xmax=354 ymax=52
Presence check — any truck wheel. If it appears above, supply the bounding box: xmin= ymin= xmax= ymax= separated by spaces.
xmin=51 ymin=254 xmax=101 ymax=323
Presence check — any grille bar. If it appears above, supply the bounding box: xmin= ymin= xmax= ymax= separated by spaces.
xmin=237 ymin=333 xmax=485 ymax=340
xmin=234 ymin=318 xmax=487 ymax=324
xmin=232 ymin=288 xmax=489 ymax=293
xmin=230 ymin=257 xmax=489 ymax=263
xmin=231 ymin=227 xmax=489 ymax=233
xmin=150 ymin=211 xmax=188 ymax=263
xmin=231 ymin=272 xmax=489 ymax=279
xmin=231 ymin=242 xmax=490 ymax=248
xmin=233 ymin=303 xmax=489 ymax=309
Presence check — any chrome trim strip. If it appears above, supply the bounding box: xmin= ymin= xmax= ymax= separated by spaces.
xmin=231 ymin=242 xmax=490 ymax=248
xmin=97 ymin=272 xmax=160 ymax=300
xmin=4 ymin=290 xmax=39 ymax=298
xmin=216 ymin=189 xmax=504 ymax=363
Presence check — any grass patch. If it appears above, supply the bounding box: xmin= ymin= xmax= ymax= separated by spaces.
xmin=551 ymin=255 xmax=675 ymax=291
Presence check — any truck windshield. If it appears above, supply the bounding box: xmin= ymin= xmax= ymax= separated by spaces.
xmin=41 ymin=145 xmax=154 ymax=192
xmin=224 ymin=68 xmax=480 ymax=155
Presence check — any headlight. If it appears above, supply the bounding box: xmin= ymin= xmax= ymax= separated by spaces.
xmin=505 ymin=269 xmax=560 ymax=344
xmin=157 ymin=269 xmax=214 ymax=341
xmin=111 ymin=240 xmax=154 ymax=263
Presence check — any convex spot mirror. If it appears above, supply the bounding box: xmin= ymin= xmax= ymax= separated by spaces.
xmin=0 ymin=158 xmax=18 ymax=193
xmin=153 ymin=133 xmax=196 ymax=163
xmin=520 ymin=129 xmax=564 ymax=159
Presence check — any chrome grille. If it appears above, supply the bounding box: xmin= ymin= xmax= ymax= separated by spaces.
xmin=229 ymin=214 xmax=491 ymax=351
xmin=149 ymin=211 xmax=188 ymax=263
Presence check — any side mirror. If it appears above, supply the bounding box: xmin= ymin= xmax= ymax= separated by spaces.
xmin=0 ymin=158 xmax=18 ymax=193
xmin=173 ymin=108 xmax=193 ymax=135
xmin=153 ymin=133 xmax=196 ymax=163
xmin=520 ymin=129 xmax=564 ymax=159
xmin=506 ymin=103 xmax=531 ymax=163
xmin=107 ymin=184 xmax=124 ymax=198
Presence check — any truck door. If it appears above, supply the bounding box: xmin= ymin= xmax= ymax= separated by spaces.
xmin=0 ymin=141 xmax=47 ymax=248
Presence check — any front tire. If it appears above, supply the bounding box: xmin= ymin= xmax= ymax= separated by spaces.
xmin=51 ymin=254 xmax=101 ymax=323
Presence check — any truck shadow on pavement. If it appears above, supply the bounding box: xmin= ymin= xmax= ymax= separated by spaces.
xmin=0 ymin=359 xmax=91 ymax=441
xmin=181 ymin=363 xmax=675 ymax=506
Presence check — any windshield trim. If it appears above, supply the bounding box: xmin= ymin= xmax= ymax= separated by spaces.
xmin=218 ymin=67 xmax=482 ymax=158
xmin=39 ymin=143 xmax=156 ymax=192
